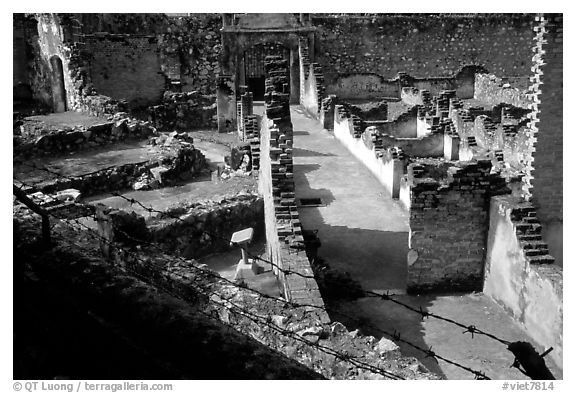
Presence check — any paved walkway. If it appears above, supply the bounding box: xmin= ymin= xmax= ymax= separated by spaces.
xmin=291 ymin=105 xmax=409 ymax=292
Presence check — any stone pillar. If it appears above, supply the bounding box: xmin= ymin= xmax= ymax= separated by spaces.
xmin=217 ymin=75 xmax=236 ymax=133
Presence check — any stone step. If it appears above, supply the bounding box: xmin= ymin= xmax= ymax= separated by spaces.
xmin=527 ymin=254 xmax=555 ymax=264
xmin=524 ymin=248 xmax=549 ymax=257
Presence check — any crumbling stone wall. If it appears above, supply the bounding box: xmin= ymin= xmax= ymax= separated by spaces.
xmin=19 ymin=142 xmax=206 ymax=198
xmin=158 ymin=15 xmax=221 ymax=94
xmin=14 ymin=114 xmax=156 ymax=159
xmin=327 ymin=69 xmax=477 ymax=100
xmin=147 ymin=91 xmax=217 ymax=131
xmin=313 ymin=14 xmax=534 ymax=87
xmin=484 ymin=195 xmax=562 ymax=369
xmin=406 ymin=160 xmax=509 ymax=293
xmin=474 ymin=73 xmax=531 ymax=109
xmin=66 ymin=13 xmax=222 ymax=95
xmin=145 ymin=193 xmax=264 ymax=259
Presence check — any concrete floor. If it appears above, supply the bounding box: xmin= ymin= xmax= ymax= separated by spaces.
xmin=23 ymin=111 xmax=109 ymax=130
xmin=14 ymin=140 xmax=152 ymax=184
xmin=291 ymin=105 xmax=410 ymax=292
xmin=290 ymin=105 xmax=562 ymax=380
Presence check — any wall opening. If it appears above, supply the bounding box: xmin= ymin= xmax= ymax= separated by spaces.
xmin=50 ymin=56 xmax=67 ymax=112
xmin=244 ymin=43 xmax=289 ymax=100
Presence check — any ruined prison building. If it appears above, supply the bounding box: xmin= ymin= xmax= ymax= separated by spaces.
xmin=13 ymin=13 xmax=562 ymax=376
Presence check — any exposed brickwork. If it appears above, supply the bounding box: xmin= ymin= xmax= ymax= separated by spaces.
xmin=147 ymin=91 xmax=217 ymax=131
xmin=406 ymin=160 xmax=509 ymax=293
xmin=299 ymin=40 xmax=326 ymax=117
xmin=529 ymin=14 xmax=563 ymax=223
xmin=314 ymin=14 xmax=534 ymax=86
xmin=259 ymin=56 xmax=326 ymax=310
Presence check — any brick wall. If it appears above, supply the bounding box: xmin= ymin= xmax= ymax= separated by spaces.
xmin=529 ymin=15 xmax=563 ymax=223
xmin=299 ymin=40 xmax=326 ymax=117
xmin=406 ymin=160 xmax=509 ymax=293
xmin=313 ymin=14 xmax=534 ymax=86
xmin=84 ymin=35 xmax=165 ymax=108
xmin=259 ymin=56 xmax=327 ymax=310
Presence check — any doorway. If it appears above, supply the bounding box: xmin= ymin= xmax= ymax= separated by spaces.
xmin=50 ymin=56 xmax=67 ymax=112
xmin=244 ymin=43 xmax=289 ymax=100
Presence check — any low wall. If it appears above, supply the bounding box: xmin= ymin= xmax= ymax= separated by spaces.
xmin=24 ymin=144 xmax=206 ymax=197
xmin=148 ymin=91 xmax=217 ymax=131
xmin=484 ymin=195 xmax=562 ymax=369
xmin=146 ymin=193 xmax=264 ymax=259
xmin=374 ymin=106 xmax=417 ymax=138
xmin=334 ymin=106 xmax=404 ymax=198
xmin=474 ymin=73 xmax=531 ymax=109
xmin=14 ymin=114 xmax=157 ymax=160
xmin=406 ymin=160 xmax=509 ymax=293
xmin=327 ymin=68 xmax=477 ymax=100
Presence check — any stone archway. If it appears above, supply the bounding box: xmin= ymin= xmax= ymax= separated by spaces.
xmin=50 ymin=56 xmax=67 ymax=112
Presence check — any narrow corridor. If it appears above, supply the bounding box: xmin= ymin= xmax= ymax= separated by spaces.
xmin=291 ymin=105 xmax=409 ymax=292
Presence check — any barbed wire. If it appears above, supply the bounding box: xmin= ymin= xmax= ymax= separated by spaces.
xmin=12 ymin=166 xmax=509 ymax=379
xmin=13 ymin=187 xmax=407 ymax=380
xmin=12 ymin=167 xmax=508 ymax=377
xmin=13 ymin=178 xmax=493 ymax=380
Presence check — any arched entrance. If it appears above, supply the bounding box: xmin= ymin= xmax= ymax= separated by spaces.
xmin=243 ymin=43 xmax=289 ymax=100
xmin=50 ymin=56 xmax=67 ymax=112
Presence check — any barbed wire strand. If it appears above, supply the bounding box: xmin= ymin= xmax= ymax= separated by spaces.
xmin=13 ymin=168 xmax=503 ymax=379
xmin=14 ymin=193 xmax=407 ymax=380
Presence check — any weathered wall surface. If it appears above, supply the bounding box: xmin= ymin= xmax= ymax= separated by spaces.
xmin=313 ymin=14 xmax=534 ymax=87
xmin=334 ymin=107 xmax=405 ymax=198
xmin=147 ymin=91 xmax=217 ymax=131
xmin=26 ymin=14 xmax=74 ymax=110
xmin=158 ymin=15 xmax=221 ymax=95
xmin=299 ymin=42 xmax=326 ymax=118
xmin=147 ymin=194 xmax=264 ymax=259
xmin=13 ymin=14 xmax=32 ymax=101
xmin=484 ymin=196 xmax=562 ymax=369
xmin=529 ymin=15 xmax=563 ymax=226
xmin=474 ymin=73 xmax=531 ymax=109
xmin=84 ymin=35 xmax=165 ymax=108
xmin=327 ymin=70 xmax=476 ymax=100
xmin=406 ymin=160 xmax=508 ymax=293
xmin=72 ymin=13 xmax=222 ymax=95
xmin=14 ymin=115 xmax=155 ymax=160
